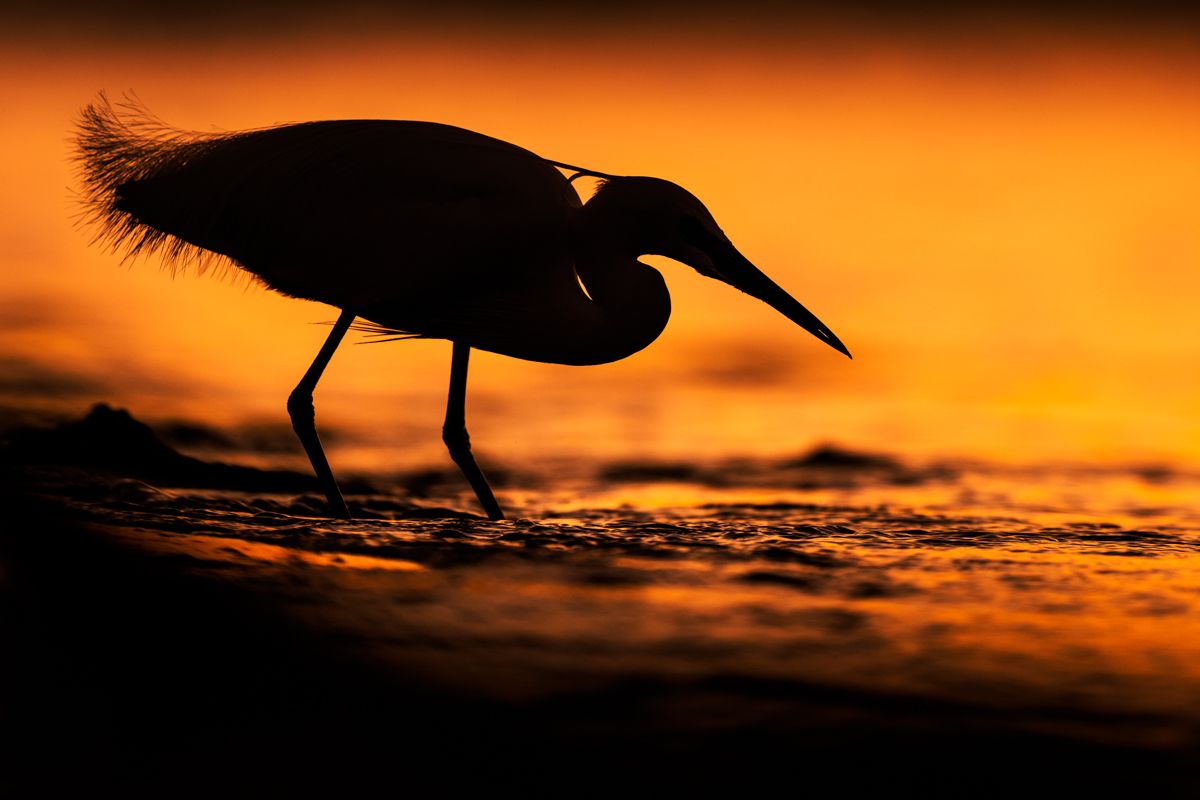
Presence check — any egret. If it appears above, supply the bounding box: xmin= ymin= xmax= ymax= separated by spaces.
xmin=74 ymin=96 xmax=850 ymax=521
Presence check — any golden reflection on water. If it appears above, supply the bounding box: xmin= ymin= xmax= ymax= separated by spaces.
xmin=528 ymin=463 xmax=1200 ymax=535
xmin=114 ymin=527 xmax=425 ymax=569
xmin=91 ymin=472 xmax=1200 ymax=731
xmin=1 ymin=29 xmax=1199 ymax=468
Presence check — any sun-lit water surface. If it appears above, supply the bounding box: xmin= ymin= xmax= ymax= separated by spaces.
xmin=23 ymin=444 xmax=1193 ymax=753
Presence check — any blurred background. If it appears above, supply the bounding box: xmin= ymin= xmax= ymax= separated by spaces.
xmin=2 ymin=1 xmax=1198 ymax=473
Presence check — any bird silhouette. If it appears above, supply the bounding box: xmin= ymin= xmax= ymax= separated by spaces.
xmin=74 ymin=95 xmax=850 ymax=521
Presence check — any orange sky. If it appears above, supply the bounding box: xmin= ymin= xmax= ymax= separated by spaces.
xmin=2 ymin=24 xmax=1198 ymax=467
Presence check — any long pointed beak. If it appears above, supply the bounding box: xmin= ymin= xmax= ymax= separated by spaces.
xmin=713 ymin=242 xmax=852 ymax=359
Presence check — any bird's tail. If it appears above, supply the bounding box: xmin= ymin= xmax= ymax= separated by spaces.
xmin=349 ymin=320 xmax=425 ymax=343
xmin=72 ymin=92 xmax=241 ymax=278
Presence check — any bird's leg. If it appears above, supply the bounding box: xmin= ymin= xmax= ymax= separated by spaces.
xmin=443 ymin=342 xmax=505 ymax=520
xmin=287 ymin=309 xmax=356 ymax=520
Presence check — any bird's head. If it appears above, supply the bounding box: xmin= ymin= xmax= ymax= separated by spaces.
xmin=584 ymin=176 xmax=851 ymax=359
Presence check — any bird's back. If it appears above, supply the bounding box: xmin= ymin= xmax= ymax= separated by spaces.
xmin=77 ymin=101 xmax=580 ymax=310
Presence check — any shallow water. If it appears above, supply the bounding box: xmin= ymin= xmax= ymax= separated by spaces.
xmin=27 ymin=450 xmax=1199 ymax=760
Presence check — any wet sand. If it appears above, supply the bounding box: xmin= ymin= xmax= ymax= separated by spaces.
xmin=4 ymin=407 xmax=1200 ymax=796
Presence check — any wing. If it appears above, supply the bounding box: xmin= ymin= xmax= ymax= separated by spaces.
xmin=357 ymin=261 xmax=618 ymax=365
xmin=77 ymin=99 xmax=581 ymax=308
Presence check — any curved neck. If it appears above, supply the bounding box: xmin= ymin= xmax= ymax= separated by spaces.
xmin=546 ymin=199 xmax=669 ymax=365
xmin=560 ymin=246 xmax=670 ymax=366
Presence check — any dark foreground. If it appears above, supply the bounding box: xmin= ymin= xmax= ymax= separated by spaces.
xmin=3 ymin=408 xmax=1199 ymax=797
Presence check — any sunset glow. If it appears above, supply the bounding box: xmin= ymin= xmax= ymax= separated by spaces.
xmin=3 ymin=26 xmax=1198 ymax=469
xmin=7 ymin=11 xmax=1200 ymax=795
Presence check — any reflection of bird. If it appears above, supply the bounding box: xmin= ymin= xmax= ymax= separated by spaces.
xmin=75 ymin=96 xmax=850 ymax=520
